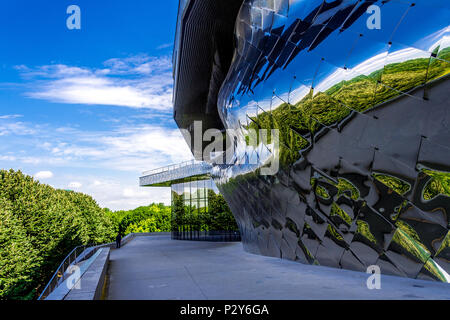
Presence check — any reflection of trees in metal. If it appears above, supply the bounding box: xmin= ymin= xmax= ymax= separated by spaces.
xmin=245 ymin=47 xmax=450 ymax=169
xmin=422 ymin=169 xmax=450 ymax=201
xmin=211 ymin=0 xmax=450 ymax=281
xmin=233 ymin=0 xmax=393 ymax=93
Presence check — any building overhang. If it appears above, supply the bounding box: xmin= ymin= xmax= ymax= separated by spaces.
xmin=173 ymin=0 xmax=243 ymax=161
xmin=139 ymin=160 xmax=213 ymax=187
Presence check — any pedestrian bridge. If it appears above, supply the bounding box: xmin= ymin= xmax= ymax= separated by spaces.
xmin=139 ymin=160 xmax=212 ymax=187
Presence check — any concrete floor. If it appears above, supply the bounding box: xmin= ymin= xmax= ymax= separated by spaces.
xmin=105 ymin=235 xmax=450 ymax=300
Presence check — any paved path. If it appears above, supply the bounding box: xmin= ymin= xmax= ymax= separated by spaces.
xmin=105 ymin=235 xmax=450 ymax=300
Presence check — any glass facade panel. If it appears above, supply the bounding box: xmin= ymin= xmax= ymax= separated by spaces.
xmin=171 ymin=178 xmax=240 ymax=241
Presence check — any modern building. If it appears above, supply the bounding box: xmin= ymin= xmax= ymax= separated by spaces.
xmin=140 ymin=160 xmax=240 ymax=241
xmin=166 ymin=0 xmax=450 ymax=282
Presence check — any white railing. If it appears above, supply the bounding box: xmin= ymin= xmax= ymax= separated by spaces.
xmin=140 ymin=160 xmax=212 ymax=186
xmin=141 ymin=159 xmax=198 ymax=176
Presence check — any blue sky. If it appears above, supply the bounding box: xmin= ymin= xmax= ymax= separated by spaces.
xmin=1 ymin=1 xmax=447 ymax=211
xmin=0 ymin=1 xmax=193 ymax=210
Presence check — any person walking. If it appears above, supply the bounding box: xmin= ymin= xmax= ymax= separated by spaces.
xmin=115 ymin=232 xmax=122 ymax=249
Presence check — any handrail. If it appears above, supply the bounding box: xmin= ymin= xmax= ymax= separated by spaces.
xmin=37 ymin=232 xmax=143 ymax=300
xmin=37 ymin=243 xmax=98 ymax=300
xmin=142 ymin=159 xmax=202 ymax=176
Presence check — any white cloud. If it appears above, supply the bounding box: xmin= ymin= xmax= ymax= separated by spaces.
xmin=4 ymin=54 xmax=194 ymax=210
xmin=103 ymin=55 xmax=172 ymax=75
xmin=16 ymin=55 xmax=174 ymax=111
xmin=0 ymin=120 xmax=181 ymax=210
xmin=156 ymin=43 xmax=173 ymax=50
xmin=68 ymin=181 xmax=82 ymax=189
xmin=0 ymin=117 xmax=193 ymax=173
xmin=0 ymin=114 xmax=23 ymax=120
xmin=42 ymin=124 xmax=193 ymax=172
xmin=60 ymin=176 xmax=171 ymax=210
xmin=0 ymin=120 xmax=37 ymax=136
xmin=0 ymin=155 xmax=16 ymax=161
xmin=122 ymin=187 xmax=150 ymax=199
xmin=34 ymin=171 xmax=53 ymax=179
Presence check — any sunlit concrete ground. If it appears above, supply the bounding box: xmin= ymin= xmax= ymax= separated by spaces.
xmin=105 ymin=235 xmax=450 ymax=300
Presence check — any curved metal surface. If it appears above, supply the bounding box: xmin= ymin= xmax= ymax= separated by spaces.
xmin=175 ymin=0 xmax=450 ymax=281
xmin=215 ymin=0 xmax=450 ymax=282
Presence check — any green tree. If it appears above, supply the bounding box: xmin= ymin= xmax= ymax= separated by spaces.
xmin=118 ymin=203 xmax=171 ymax=235
xmin=208 ymin=190 xmax=238 ymax=231
xmin=0 ymin=169 xmax=116 ymax=299
xmin=0 ymin=198 xmax=41 ymax=299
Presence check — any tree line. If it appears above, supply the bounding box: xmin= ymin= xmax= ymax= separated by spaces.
xmin=0 ymin=169 xmax=172 ymax=299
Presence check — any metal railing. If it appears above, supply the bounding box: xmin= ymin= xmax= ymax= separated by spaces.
xmin=142 ymin=159 xmax=202 ymax=176
xmin=37 ymin=232 xmax=144 ymax=300
xmin=37 ymin=243 xmax=101 ymax=300
xmin=172 ymin=228 xmax=241 ymax=242
xmin=140 ymin=160 xmax=213 ymax=186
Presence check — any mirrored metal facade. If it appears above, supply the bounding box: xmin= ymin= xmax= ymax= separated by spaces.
xmin=174 ymin=0 xmax=450 ymax=281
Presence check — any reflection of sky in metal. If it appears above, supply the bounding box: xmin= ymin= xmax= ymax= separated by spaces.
xmin=207 ymin=0 xmax=450 ymax=283
xmin=315 ymin=34 xmax=448 ymax=94
xmin=227 ymin=0 xmax=450 ymax=117
xmin=233 ymin=32 xmax=449 ymax=116
xmin=222 ymin=0 xmax=450 ymax=176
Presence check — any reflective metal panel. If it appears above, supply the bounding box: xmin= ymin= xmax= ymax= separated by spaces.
xmin=172 ymin=0 xmax=450 ymax=281
xmin=208 ymin=0 xmax=450 ymax=281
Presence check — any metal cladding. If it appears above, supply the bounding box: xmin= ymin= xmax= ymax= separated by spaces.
xmin=174 ymin=0 xmax=450 ymax=282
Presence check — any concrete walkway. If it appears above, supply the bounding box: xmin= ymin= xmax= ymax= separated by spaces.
xmin=105 ymin=235 xmax=450 ymax=300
